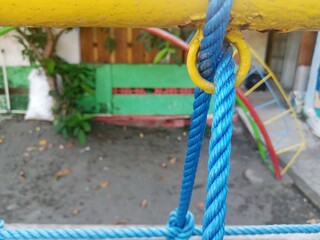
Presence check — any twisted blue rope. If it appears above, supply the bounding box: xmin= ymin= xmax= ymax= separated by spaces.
xmin=173 ymin=0 xmax=233 ymax=233
xmin=1 ymin=219 xmax=320 ymax=239
xmin=196 ymin=0 xmax=235 ymax=240
xmin=203 ymin=43 xmax=235 ymax=240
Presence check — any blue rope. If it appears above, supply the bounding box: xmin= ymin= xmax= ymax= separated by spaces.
xmin=1 ymin=219 xmax=320 ymax=239
xmin=1 ymin=1 xmax=320 ymax=239
xmin=195 ymin=0 xmax=235 ymax=240
xmin=173 ymin=0 xmax=233 ymax=233
xmin=203 ymin=42 xmax=235 ymax=240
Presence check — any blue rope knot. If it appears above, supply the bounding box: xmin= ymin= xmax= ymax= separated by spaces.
xmin=166 ymin=210 xmax=195 ymax=240
xmin=0 ymin=219 xmax=4 ymax=229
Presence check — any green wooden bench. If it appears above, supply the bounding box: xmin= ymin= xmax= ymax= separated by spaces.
xmin=95 ymin=64 xmax=213 ymax=116
xmin=0 ymin=66 xmax=32 ymax=111
xmin=1 ymin=64 xmax=213 ymax=120
xmin=0 ymin=66 xmax=96 ymax=113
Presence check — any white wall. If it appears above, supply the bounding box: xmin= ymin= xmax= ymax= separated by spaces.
xmin=0 ymin=28 xmax=80 ymax=66
xmin=243 ymin=30 xmax=268 ymax=64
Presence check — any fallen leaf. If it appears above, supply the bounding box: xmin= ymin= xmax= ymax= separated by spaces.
xmin=182 ymin=131 xmax=187 ymax=136
xmin=139 ymin=133 xmax=144 ymax=138
xmin=122 ymin=126 xmax=127 ymax=131
xmin=80 ymin=146 xmax=91 ymax=153
xmin=177 ymin=136 xmax=182 ymax=141
xmin=0 ymin=136 xmax=4 ymax=144
xmin=38 ymin=146 xmax=46 ymax=152
xmin=97 ymin=133 xmax=104 ymax=139
xmin=55 ymin=168 xmax=72 ymax=179
xmin=95 ymin=180 xmax=109 ymax=190
xmin=71 ymin=208 xmax=79 ymax=216
xmin=115 ymin=220 xmax=128 ymax=225
xmin=307 ymin=218 xmax=319 ymax=224
xmin=196 ymin=201 xmax=204 ymax=210
xmin=26 ymin=146 xmax=37 ymax=152
xmin=23 ymin=152 xmax=30 ymax=158
xmin=161 ymin=163 xmax=167 ymax=168
xmin=38 ymin=139 xmax=47 ymax=146
xmin=35 ymin=127 xmax=41 ymax=132
xmin=169 ymin=156 xmax=177 ymax=164
xmin=19 ymin=170 xmax=26 ymax=182
xmin=193 ymin=183 xmax=204 ymax=189
xmin=140 ymin=199 xmax=148 ymax=208
xmin=66 ymin=141 xmax=75 ymax=149
xmin=59 ymin=145 xmax=65 ymax=150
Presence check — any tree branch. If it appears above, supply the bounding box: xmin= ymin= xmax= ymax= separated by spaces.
xmin=16 ymin=28 xmax=43 ymax=61
xmin=52 ymin=28 xmax=69 ymax=52
xmin=44 ymin=27 xmax=55 ymax=58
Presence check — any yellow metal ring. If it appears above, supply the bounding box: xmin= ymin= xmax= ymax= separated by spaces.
xmin=187 ymin=28 xmax=251 ymax=94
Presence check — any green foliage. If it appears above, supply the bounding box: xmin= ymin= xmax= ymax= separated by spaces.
xmin=54 ymin=111 xmax=94 ymax=144
xmin=104 ymin=28 xmax=117 ymax=54
xmin=16 ymin=27 xmax=95 ymax=144
xmin=15 ymin=28 xmax=47 ymax=65
xmin=51 ymin=58 xmax=95 ymax=144
xmin=137 ymin=28 xmax=195 ymax=64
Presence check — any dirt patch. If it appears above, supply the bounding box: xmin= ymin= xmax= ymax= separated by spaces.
xmin=0 ymin=117 xmax=319 ymax=225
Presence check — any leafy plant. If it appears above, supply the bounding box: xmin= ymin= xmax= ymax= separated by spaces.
xmin=16 ymin=28 xmax=95 ymax=144
xmin=104 ymin=28 xmax=117 ymax=54
xmin=136 ymin=28 xmax=195 ymax=64
xmin=51 ymin=58 xmax=95 ymax=144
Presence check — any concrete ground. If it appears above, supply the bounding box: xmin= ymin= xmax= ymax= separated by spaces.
xmin=280 ymin=121 xmax=320 ymax=210
xmin=246 ymin=91 xmax=320 ymax=212
xmin=0 ymin=117 xmax=319 ymax=226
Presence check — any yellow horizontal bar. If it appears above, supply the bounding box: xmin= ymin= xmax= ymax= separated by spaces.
xmin=263 ymin=109 xmax=292 ymax=126
xmin=0 ymin=0 xmax=320 ymax=31
xmin=280 ymin=144 xmax=305 ymax=175
xmin=276 ymin=143 xmax=303 ymax=155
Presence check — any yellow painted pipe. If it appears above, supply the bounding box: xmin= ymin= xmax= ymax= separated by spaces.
xmin=0 ymin=0 xmax=320 ymax=32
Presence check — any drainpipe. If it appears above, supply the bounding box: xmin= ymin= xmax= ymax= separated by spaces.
xmin=304 ymin=32 xmax=320 ymax=137
xmin=1 ymin=48 xmax=11 ymax=112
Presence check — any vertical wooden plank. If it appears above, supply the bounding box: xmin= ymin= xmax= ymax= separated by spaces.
xmin=97 ymin=28 xmax=110 ymax=63
xmin=80 ymin=28 xmax=94 ymax=63
xmin=114 ymin=28 xmax=128 ymax=63
xmin=144 ymin=48 xmax=158 ymax=63
xmin=132 ymin=29 xmax=145 ymax=63
xmin=127 ymin=28 xmax=133 ymax=64
xmin=109 ymin=28 xmax=116 ymax=63
xmin=92 ymin=27 xmax=99 ymax=63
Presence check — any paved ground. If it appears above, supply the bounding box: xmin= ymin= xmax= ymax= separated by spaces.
xmin=246 ymin=91 xmax=320 ymax=212
xmin=280 ymin=121 xmax=320 ymax=210
xmin=0 ymin=117 xmax=319 ymax=226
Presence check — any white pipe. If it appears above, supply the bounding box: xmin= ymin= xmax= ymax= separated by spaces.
xmin=305 ymin=32 xmax=320 ymax=109
xmin=1 ymin=48 xmax=11 ymax=112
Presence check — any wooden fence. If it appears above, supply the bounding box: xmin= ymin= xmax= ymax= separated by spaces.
xmin=80 ymin=28 xmax=185 ymax=64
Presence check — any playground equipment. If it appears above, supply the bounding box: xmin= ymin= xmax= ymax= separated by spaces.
xmin=238 ymin=48 xmax=306 ymax=177
xmin=0 ymin=0 xmax=320 ymax=31
xmin=1 ymin=0 xmax=320 ymax=240
xmin=0 ymin=26 xmax=299 ymax=179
